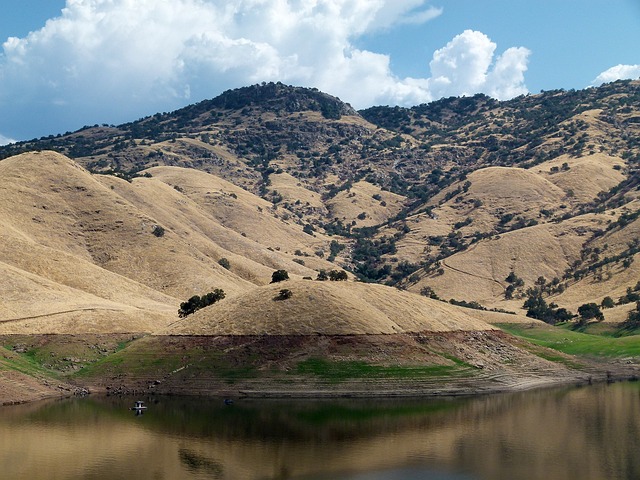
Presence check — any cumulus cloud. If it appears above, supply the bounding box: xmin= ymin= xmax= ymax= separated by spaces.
xmin=592 ymin=64 xmax=640 ymax=86
xmin=0 ymin=0 xmax=530 ymax=140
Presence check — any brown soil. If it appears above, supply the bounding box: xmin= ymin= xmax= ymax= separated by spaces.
xmin=74 ymin=331 xmax=636 ymax=399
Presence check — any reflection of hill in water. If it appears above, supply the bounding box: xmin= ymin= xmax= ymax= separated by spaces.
xmin=2 ymin=384 xmax=640 ymax=479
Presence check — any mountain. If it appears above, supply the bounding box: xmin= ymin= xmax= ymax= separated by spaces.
xmin=1 ymin=80 xmax=639 ymax=321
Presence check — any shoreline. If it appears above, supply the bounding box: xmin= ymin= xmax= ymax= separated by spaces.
xmin=75 ymin=369 xmax=636 ymax=401
xmin=3 ymin=368 xmax=639 ymax=407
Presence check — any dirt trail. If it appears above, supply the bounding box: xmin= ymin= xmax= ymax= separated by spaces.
xmin=0 ymin=307 xmax=127 ymax=324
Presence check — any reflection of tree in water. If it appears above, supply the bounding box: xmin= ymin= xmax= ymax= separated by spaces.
xmin=178 ymin=448 xmax=224 ymax=478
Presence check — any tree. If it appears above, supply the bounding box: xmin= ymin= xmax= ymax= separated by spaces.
xmin=578 ymin=303 xmax=604 ymax=323
xmin=316 ymin=270 xmax=328 ymax=281
xmin=271 ymin=269 xmax=289 ymax=283
xmin=218 ymin=257 xmax=231 ymax=270
xmin=328 ymin=270 xmax=348 ymax=281
xmin=621 ymin=302 xmax=640 ymax=331
xmin=524 ymin=290 xmax=551 ymax=322
xmin=505 ymin=271 xmax=524 ymax=288
xmin=601 ymin=296 xmax=615 ymax=309
xmin=420 ymin=286 xmax=440 ymax=299
xmin=523 ymin=287 xmax=573 ymax=325
xmin=178 ymin=295 xmax=201 ymax=318
xmin=505 ymin=284 xmax=515 ymax=300
xmin=178 ymin=289 xmax=226 ymax=317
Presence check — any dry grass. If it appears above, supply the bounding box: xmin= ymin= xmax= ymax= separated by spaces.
xmin=326 ymin=181 xmax=406 ymax=227
xmin=0 ymin=152 xmax=339 ymax=334
xmin=162 ymin=280 xmax=496 ymax=336
xmin=533 ymin=153 xmax=626 ymax=204
xmin=410 ymin=214 xmax=603 ymax=302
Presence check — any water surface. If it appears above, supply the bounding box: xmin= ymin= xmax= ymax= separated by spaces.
xmin=1 ymin=382 xmax=639 ymax=479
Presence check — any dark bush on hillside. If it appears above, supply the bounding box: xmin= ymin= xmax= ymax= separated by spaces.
xmin=601 ymin=296 xmax=615 ymax=309
xmin=152 ymin=225 xmax=165 ymax=237
xmin=420 ymin=286 xmax=440 ymax=299
xmin=275 ymin=289 xmax=293 ymax=301
xmin=178 ymin=289 xmax=226 ymax=317
xmin=218 ymin=257 xmax=231 ymax=270
xmin=271 ymin=270 xmax=289 ymax=283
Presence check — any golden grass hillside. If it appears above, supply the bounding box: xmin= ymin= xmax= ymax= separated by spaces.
xmin=99 ymin=169 xmax=335 ymax=284
xmin=0 ymin=152 xmax=254 ymax=298
xmin=143 ymin=166 xmax=334 ymax=254
xmin=430 ymin=166 xmax=567 ymax=232
xmin=532 ymin=153 xmax=626 ymax=204
xmin=394 ymin=165 xmax=574 ymax=263
xmin=162 ymin=280 xmax=496 ymax=336
xmin=0 ymin=151 xmax=343 ymax=334
xmin=408 ymin=212 xmax=613 ymax=309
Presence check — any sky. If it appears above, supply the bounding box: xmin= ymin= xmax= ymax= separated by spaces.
xmin=0 ymin=0 xmax=639 ymax=144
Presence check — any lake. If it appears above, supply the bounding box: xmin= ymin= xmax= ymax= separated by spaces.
xmin=1 ymin=382 xmax=639 ymax=479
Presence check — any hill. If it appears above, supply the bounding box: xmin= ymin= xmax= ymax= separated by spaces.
xmin=1 ymin=81 xmax=639 ymax=322
xmin=0 ymin=151 xmax=340 ymax=335
xmin=163 ymin=280 xmax=495 ymax=336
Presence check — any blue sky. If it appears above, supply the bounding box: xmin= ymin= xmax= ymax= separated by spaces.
xmin=1 ymin=0 xmax=639 ymax=144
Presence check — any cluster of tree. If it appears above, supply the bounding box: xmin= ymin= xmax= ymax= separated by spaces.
xmin=523 ymin=288 xmax=573 ymax=325
xmin=617 ymin=284 xmax=640 ymax=305
xmin=316 ymin=269 xmax=348 ymax=281
xmin=567 ymin=240 xmax=639 ymax=283
xmin=504 ymin=271 xmax=525 ymax=299
xmin=178 ymin=289 xmax=226 ymax=317
xmin=574 ymin=303 xmax=605 ymax=328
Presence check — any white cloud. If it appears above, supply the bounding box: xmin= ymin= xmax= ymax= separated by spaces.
xmin=0 ymin=133 xmax=16 ymax=145
xmin=426 ymin=30 xmax=529 ymax=101
xmin=0 ymin=1 xmax=530 ymax=140
xmin=592 ymin=64 xmax=640 ymax=86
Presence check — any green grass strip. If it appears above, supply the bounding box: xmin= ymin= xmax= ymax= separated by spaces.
xmin=497 ymin=323 xmax=640 ymax=358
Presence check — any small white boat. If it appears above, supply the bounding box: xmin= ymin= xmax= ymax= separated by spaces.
xmin=131 ymin=400 xmax=147 ymax=411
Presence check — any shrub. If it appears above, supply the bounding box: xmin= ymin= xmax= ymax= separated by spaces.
xmin=275 ymin=289 xmax=293 ymax=301
xmin=601 ymin=296 xmax=615 ymax=309
xmin=218 ymin=257 xmax=231 ymax=270
xmin=316 ymin=270 xmax=328 ymax=281
xmin=152 ymin=225 xmax=165 ymax=237
xmin=271 ymin=270 xmax=289 ymax=283
xmin=420 ymin=286 xmax=440 ymax=300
